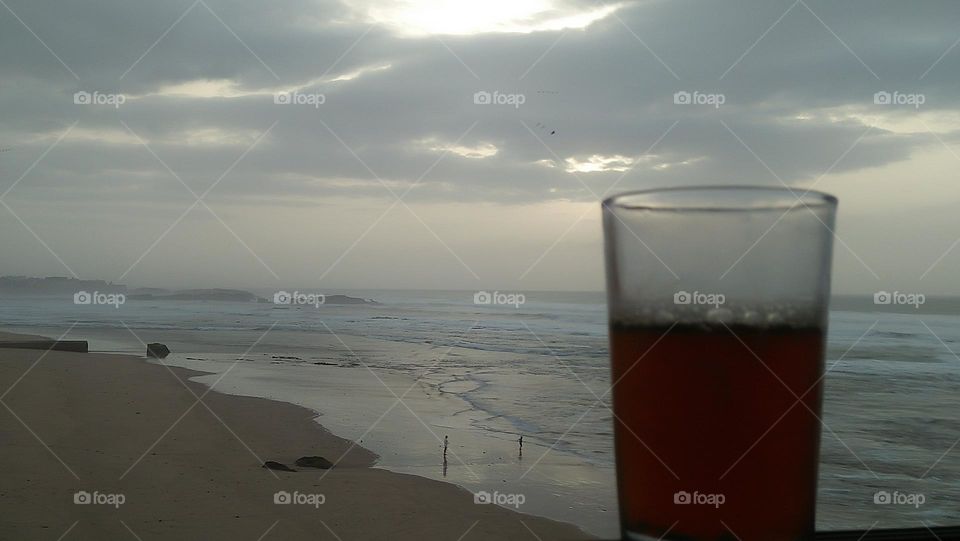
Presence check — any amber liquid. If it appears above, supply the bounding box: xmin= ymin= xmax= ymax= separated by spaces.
xmin=609 ymin=323 xmax=824 ymax=541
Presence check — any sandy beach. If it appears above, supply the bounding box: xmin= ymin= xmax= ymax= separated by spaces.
xmin=0 ymin=331 xmax=590 ymax=540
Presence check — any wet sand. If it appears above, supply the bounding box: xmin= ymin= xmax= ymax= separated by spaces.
xmin=0 ymin=331 xmax=590 ymax=540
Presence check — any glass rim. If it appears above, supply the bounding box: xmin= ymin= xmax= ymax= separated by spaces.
xmin=602 ymin=185 xmax=837 ymax=211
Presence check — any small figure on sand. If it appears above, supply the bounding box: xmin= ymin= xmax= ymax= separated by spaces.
xmin=442 ymin=435 xmax=449 ymax=477
xmin=518 ymin=435 xmax=523 ymax=459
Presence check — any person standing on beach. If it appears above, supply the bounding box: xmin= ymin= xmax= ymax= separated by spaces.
xmin=442 ymin=435 xmax=449 ymax=476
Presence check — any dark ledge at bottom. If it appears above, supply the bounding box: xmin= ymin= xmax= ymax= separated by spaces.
xmin=607 ymin=527 xmax=960 ymax=541
xmin=815 ymin=527 xmax=960 ymax=540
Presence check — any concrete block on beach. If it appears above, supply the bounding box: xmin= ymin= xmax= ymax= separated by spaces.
xmin=146 ymin=343 xmax=171 ymax=358
xmin=0 ymin=340 xmax=88 ymax=353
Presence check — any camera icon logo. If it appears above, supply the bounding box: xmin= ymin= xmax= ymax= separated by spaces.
xmin=874 ymin=490 xmax=891 ymax=504
xmin=274 ymin=92 xmax=292 ymax=105
xmin=673 ymin=91 xmax=691 ymax=105
xmin=274 ymin=491 xmax=292 ymax=504
xmin=673 ymin=491 xmax=691 ymax=504
xmin=474 ymin=91 xmax=491 ymax=105
xmin=874 ymin=91 xmax=891 ymax=105
xmin=474 ymin=291 xmax=492 ymax=305
xmin=74 ymin=291 xmax=92 ymax=304
xmin=73 ymin=91 xmax=91 ymax=105
xmin=273 ymin=291 xmax=292 ymax=304
xmin=74 ymin=490 xmax=92 ymax=504
xmin=673 ymin=291 xmax=692 ymax=304
xmin=873 ymin=291 xmax=892 ymax=305
xmin=474 ymin=491 xmax=492 ymax=504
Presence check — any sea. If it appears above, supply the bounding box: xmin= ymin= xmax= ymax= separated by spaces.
xmin=0 ymin=289 xmax=957 ymax=538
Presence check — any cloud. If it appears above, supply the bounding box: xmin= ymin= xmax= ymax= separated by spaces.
xmin=358 ymin=0 xmax=625 ymax=36
xmin=3 ymin=1 xmax=958 ymax=206
xmin=3 ymin=0 xmax=960 ymax=289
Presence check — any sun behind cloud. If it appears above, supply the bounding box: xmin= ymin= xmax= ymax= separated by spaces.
xmin=361 ymin=0 xmax=624 ymax=35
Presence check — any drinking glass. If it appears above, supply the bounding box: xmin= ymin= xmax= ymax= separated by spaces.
xmin=602 ymin=186 xmax=837 ymax=541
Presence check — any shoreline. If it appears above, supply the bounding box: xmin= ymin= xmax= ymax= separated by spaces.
xmin=0 ymin=330 xmax=592 ymax=540
xmin=0 ymin=321 xmax=619 ymax=537
xmin=158 ymin=350 xmax=617 ymax=537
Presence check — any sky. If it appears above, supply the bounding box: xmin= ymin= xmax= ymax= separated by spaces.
xmin=0 ymin=0 xmax=959 ymax=294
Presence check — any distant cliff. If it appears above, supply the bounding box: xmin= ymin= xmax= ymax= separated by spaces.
xmin=0 ymin=276 xmax=126 ymax=295
xmin=128 ymin=288 xmax=262 ymax=302
xmin=129 ymin=289 xmax=378 ymax=304
xmin=0 ymin=276 xmax=379 ymax=305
